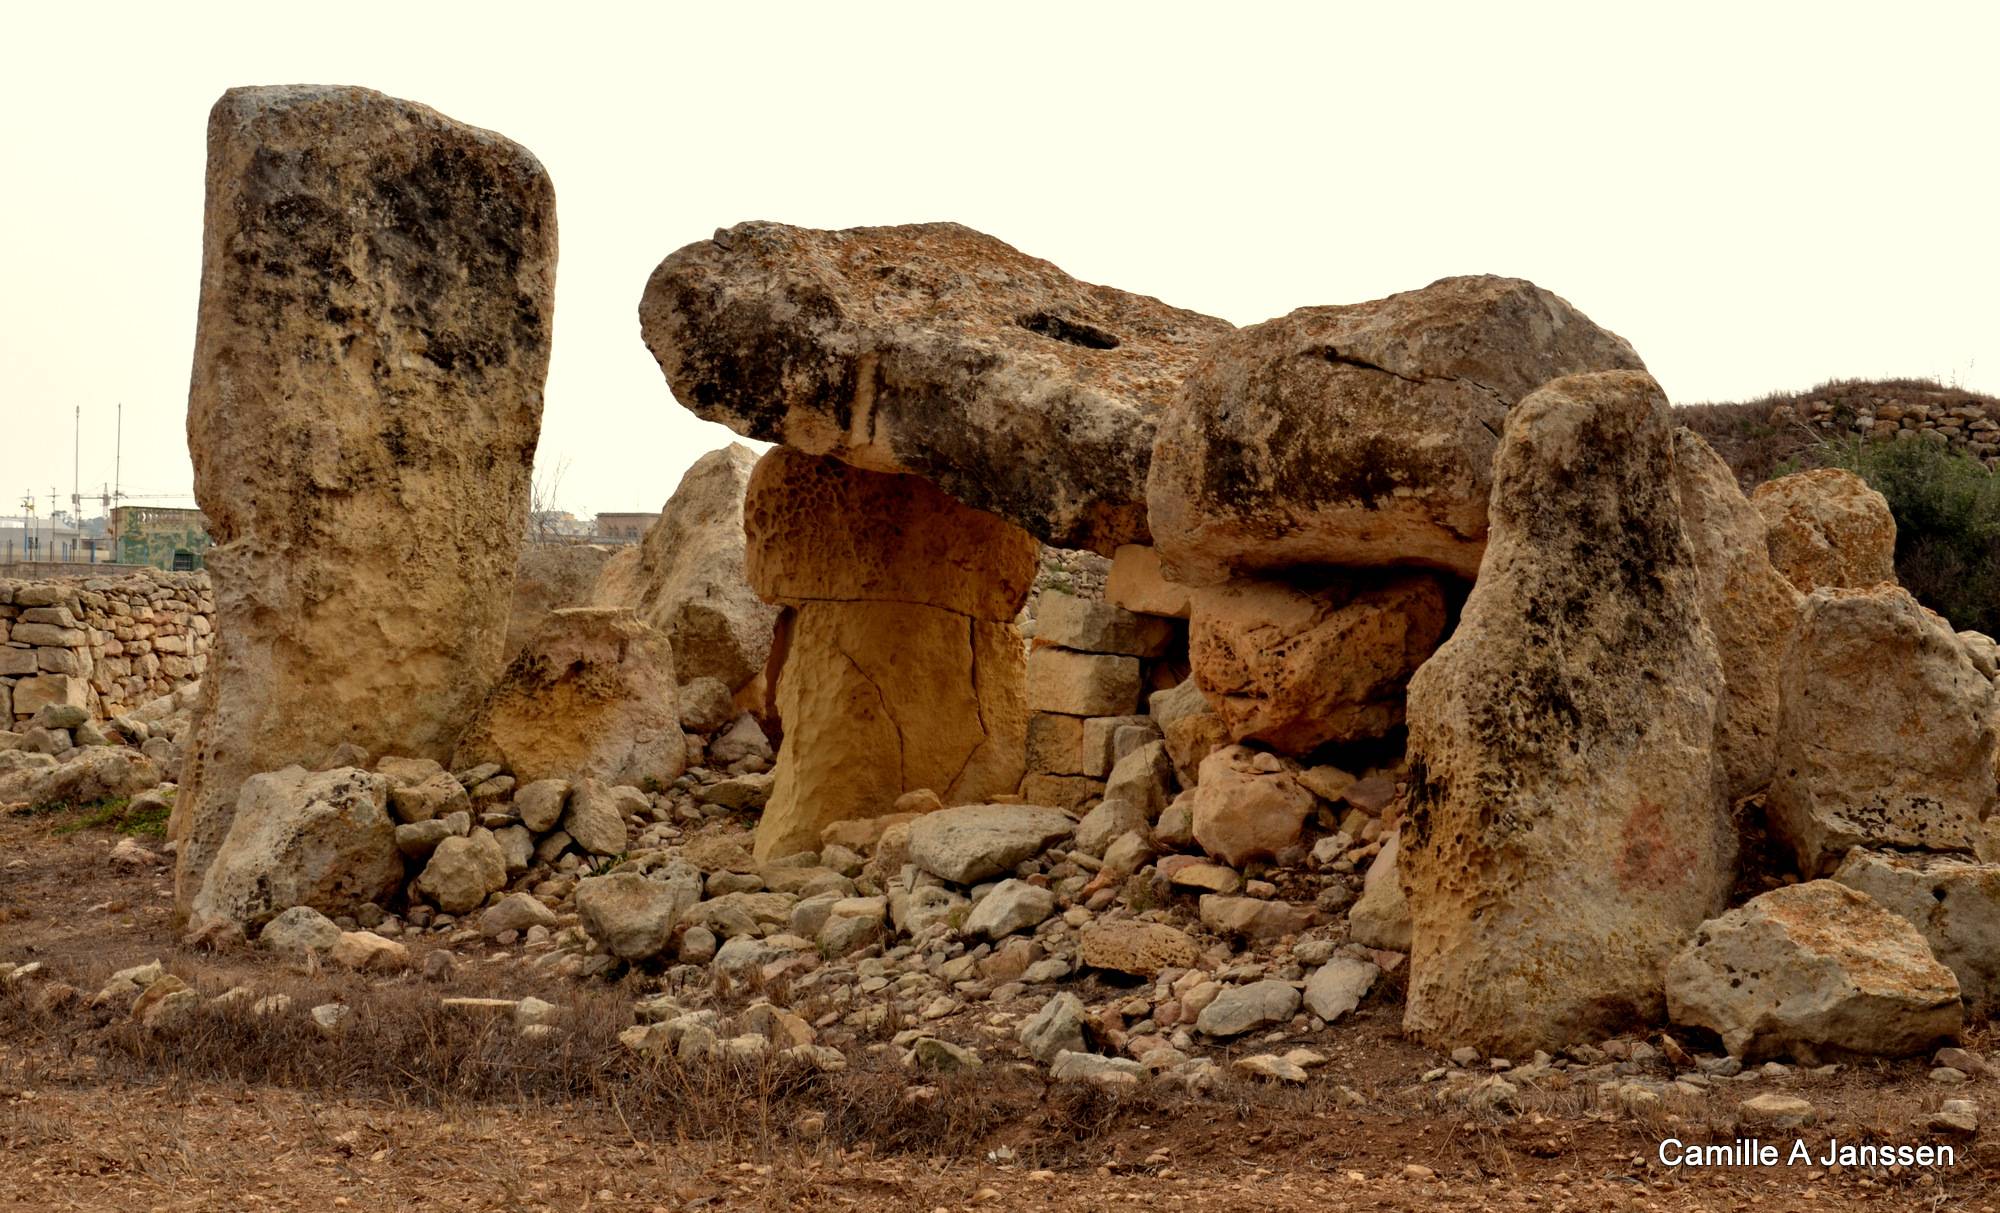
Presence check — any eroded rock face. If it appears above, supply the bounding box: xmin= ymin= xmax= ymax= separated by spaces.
xmin=1188 ymin=572 xmax=1448 ymax=755
xmin=176 ymin=85 xmax=555 ymax=925
xmin=1400 ymin=370 xmax=1735 ymax=1054
xmin=591 ymin=444 xmax=779 ymax=692
xmin=640 ymin=221 xmax=1233 ymax=554
xmin=744 ymin=446 xmax=1041 ymax=621
xmin=451 ymin=609 xmax=686 ymax=790
xmin=1671 ymin=429 xmax=1803 ymax=800
xmin=1148 ymin=276 xmax=1644 ymax=584
xmin=1767 ymin=584 xmax=1997 ymax=876
xmin=1751 ymin=468 xmax=1897 ymax=593
xmin=1666 ymin=880 xmax=1962 ymax=1061
xmin=746 ymin=450 xmax=1035 ymax=860
xmin=759 ymin=602 xmax=1026 ymax=860
xmin=189 ymin=766 xmax=402 ymax=929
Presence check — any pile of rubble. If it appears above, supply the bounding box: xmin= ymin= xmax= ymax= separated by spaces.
xmin=24 ymin=79 xmax=1998 ymax=1104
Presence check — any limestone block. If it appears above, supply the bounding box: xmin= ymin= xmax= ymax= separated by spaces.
xmin=175 ymin=86 xmax=555 ymax=926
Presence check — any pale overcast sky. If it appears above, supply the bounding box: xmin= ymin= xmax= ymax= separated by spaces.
xmin=3 ymin=2 xmax=1997 ymax=522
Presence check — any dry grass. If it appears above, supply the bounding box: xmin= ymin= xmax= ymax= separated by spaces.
xmin=0 ymin=958 xmax=1220 ymax=1169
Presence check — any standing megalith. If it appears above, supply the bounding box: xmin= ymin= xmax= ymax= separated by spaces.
xmin=174 ymin=85 xmax=556 ymax=927
xmin=1670 ymin=428 xmax=1803 ymax=800
xmin=744 ymin=448 xmax=1039 ymax=861
xmin=1401 ymin=370 xmax=1736 ymax=1054
xmin=590 ymin=443 xmax=780 ymax=695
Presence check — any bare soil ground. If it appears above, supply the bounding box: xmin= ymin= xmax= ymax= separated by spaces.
xmin=4 ymin=807 xmax=1999 ymax=1212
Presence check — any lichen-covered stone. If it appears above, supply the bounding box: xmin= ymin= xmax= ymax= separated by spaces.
xmin=1148 ymin=275 xmax=1643 ymax=584
xmin=176 ymin=85 xmax=555 ymax=926
xmin=1401 ymin=371 xmax=1735 ymax=1054
xmin=640 ymin=221 xmax=1233 ymax=553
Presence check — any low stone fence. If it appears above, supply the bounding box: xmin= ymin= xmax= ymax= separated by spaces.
xmin=0 ymin=570 xmax=213 ymax=723
xmin=1768 ymin=384 xmax=2000 ymax=463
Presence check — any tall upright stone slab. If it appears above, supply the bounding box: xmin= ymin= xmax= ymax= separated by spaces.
xmin=175 ymin=86 xmax=556 ymax=926
xmin=745 ymin=448 xmax=1038 ymax=861
xmin=1401 ymin=371 xmax=1736 ymax=1054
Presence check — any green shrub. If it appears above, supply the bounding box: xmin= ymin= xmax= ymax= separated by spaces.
xmin=1815 ymin=437 xmax=2000 ymax=636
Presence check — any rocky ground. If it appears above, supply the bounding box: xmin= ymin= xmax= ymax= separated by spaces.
xmin=7 ymin=805 xmax=2000 ymax=1211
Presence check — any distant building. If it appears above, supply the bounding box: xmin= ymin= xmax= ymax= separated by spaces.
xmin=110 ymin=506 xmax=213 ymax=571
xmin=528 ymin=510 xmax=594 ymax=541
xmin=0 ymin=515 xmax=97 ymax=565
xmin=595 ymin=512 xmax=658 ymax=545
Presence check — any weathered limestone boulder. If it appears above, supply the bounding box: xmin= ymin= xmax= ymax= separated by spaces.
xmin=1195 ymin=980 xmax=1301 ymax=1038
xmin=1189 ymin=745 xmax=1315 ymax=867
xmin=746 ymin=450 xmax=1035 ymax=861
xmin=1347 ymin=829 xmax=1412 ymax=952
xmin=1400 ymin=371 xmax=1736 ymax=1054
xmin=1078 ymin=920 xmax=1200 ymax=976
xmin=1034 ymin=593 xmax=1175 ymax=657
xmin=1666 ymin=880 xmax=1962 ymax=1061
xmin=504 ymin=543 xmax=615 ymax=663
xmin=1767 ymin=584 xmax=1997 ymax=876
xmin=641 ymin=221 xmax=1233 ymax=554
xmin=176 ymin=86 xmax=556 ymax=925
xmin=563 ymin=778 xmax=638 ymax=856
xmin=760 ymin=603 xmax=1026 ymax=860
xmin=1148 ymin=276 xmax=1644 ymax=584
xmin=0 ymin=747 xmax=162 ymax=810
xmin=1188 ymin=573 xmax=1448 ymax=755
xmin=1752 ymin=468 xmax=1897 ymax=593
xmin=451 ymin=608 xmax=686 ymax=789
xmin=1303 ymin=957 xmax=1381 ymax=1023
xmin=1149 ymin=678 xmax=1231 ymax=786
xmin=1835 ymin=849 xmax=2000 ymax=1011
xmin=590 ymin=444 xmax=779 ymax=691
xmin=908 ymin=803 xmax=1076 ymax=884
xmin=1671 ymin=429 xmax=1804 ymax=799
xmin=188 ymin=766 xmax=402 ymax=929
xmin=259 ymin=905 xmax=342 ymax=966
xmin=576 ymin=869 xmax=702 ymax=961
xmin=962 ymin=879 xmax=1056 ymax=941
xmin=1025 ymin=648 xmax=1141 ymax=717
xmin=414 ymin=830 xmax=507 ymax=914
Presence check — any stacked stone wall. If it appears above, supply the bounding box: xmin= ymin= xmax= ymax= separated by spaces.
xmin=0 ymin=570 xmax=212 ymax=723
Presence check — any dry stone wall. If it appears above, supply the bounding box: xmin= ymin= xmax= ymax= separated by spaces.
xmin=1769 ymin=385 xmax=2000 ymax=462
xmin=0 ymin=571 xmax=212 ymax=723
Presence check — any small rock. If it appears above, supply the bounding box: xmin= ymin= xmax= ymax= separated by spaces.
xmin=1195 ymin=980 xmax=1301 ymax=1038
xmin=311 ymin=1003 xmax=354 ymax=1038
xmin=1738 ymin=1093 xmax=1815 ymax=1130
xmin=1234 ymin=1054 xmax=1308 ymax=1083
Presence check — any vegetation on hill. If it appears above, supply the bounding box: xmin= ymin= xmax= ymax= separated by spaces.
xmin=1807 ymin=438 xmax=2000 ymax=637
xmin=1677 ymin=378 xmax=2000 ymax=637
